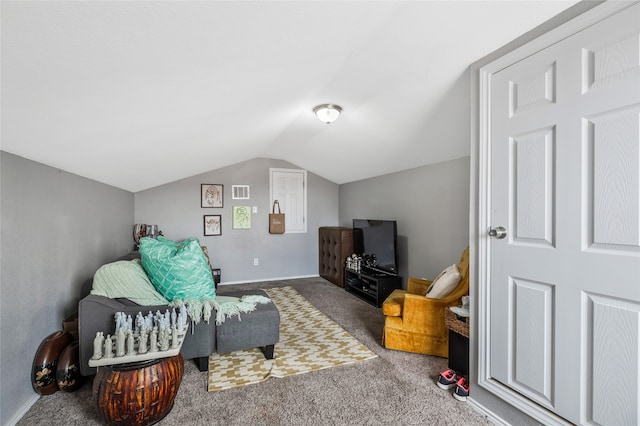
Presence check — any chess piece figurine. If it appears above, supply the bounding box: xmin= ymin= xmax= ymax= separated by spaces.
xmin=126 ymin=315 xmax=133 ymax=333
xmin=114 ymin=312 xmax=123 ymax=333
xmin=138 ymin=329 xmax=148 ymax=354
xmin=104 ymin=334 xmax=113 ymax=358
xmin=159 ymin=328 xmax=170 ymax=351
xmin=178 ymin=305 xmax=187 ymax=331
xmin=171 ymin=325 xmax=179 ymax=349
xmin=126 ymin=331 xmax=135 ymax=356
xmin=92 ymin=332 xmax=103 ymax=360
xmin=135 ymin=312 xmax=144 ymax=333
xmin=149 ymin=327 xmax=158 ymax=353
xmin=115 ymin=327 xmax=126 ymax=357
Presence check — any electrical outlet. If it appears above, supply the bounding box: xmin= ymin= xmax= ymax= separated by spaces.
xmin=252 ymin=206 xmax=258 ymax=213
xmin=253 ymin=258 xmax=259 ymax=266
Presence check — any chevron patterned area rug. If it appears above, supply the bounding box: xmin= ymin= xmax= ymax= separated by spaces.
xmin=207 ymin=286 xmax=377 ymax=391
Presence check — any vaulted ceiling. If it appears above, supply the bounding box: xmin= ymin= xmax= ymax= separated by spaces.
xmin=1 ymin=1 xmax=579 ymax=192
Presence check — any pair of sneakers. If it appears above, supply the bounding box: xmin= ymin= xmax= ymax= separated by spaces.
xmin=437 ymin=369 xmax=469 ymax=401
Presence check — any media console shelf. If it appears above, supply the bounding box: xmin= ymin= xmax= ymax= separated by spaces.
xmin=344 ymin=268 xmax=401 ymax=308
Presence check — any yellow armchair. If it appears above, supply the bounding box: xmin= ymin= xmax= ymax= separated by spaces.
xmin=382 ymin=246 xmax=469 ymax=357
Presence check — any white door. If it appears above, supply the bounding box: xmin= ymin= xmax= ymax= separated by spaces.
xmin=270 ymin=168 xmax=307 ymax=233
xmin=488 ymin=4 xmax=640 ymax=425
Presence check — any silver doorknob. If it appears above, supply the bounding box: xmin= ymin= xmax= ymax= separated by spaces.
xmin=488 ymin=226 xmax=507 ymax=239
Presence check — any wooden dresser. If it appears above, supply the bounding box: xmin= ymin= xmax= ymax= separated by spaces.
xmin=318 ymin=227 xmax=353 ymax=288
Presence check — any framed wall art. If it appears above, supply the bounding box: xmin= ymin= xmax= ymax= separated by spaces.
xmin=201 ymin=184 xmax=223 ymax=208
xmin=232 ymin=206 xmax=251 ymax=229
xmin=204 ymin=215 xmax=222 ymax=236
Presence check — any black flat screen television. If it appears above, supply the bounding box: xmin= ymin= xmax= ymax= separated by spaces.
xmin=352 ymin=219 xmax=399 ymax=276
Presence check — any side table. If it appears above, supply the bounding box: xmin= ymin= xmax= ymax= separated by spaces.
xmin=93 ymin=354 xmax=184 ymax=426
xmin=445 ymin=309 xmax=469 ymax=376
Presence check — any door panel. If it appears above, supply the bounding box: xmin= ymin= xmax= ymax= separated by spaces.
xmin=585 ymin=294 xmax=640 ymax=425
xmin=512 ymin=127 xmax=555 ymax=247
xmin=583 ymin=33 xmax=640 ymax=93
xmin=510 ymin=62 xmax=556 ymax=117
xmin=585 ymin=105 xmax=640 ymax=251
xmin=489 ymin=4 xmax=640 ymax=424
xmin=511 ymin=278 xmax=555 ymax=409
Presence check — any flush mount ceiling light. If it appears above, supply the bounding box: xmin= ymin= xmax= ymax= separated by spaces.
xmin=313 ymin=104 xmax=342 ymax=123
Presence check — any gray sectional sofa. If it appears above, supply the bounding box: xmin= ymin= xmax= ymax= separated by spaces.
xmin=78 ymin=252 xmax=279 ymax=376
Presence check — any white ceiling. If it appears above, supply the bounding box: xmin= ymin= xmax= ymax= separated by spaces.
xmin=1 ymin=1 xmax=579 ymax=193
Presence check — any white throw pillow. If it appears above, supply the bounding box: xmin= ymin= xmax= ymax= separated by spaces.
xmin=426 ymin=264 xmax=461 ymax=299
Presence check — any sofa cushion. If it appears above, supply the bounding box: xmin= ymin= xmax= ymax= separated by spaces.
xmin=90 ymin=259 xmax=168 ymax=305
xmin=139 ymin=236 xmax=216 ymax=301
xmin=426 ymin=264 xmax=461 ymax=299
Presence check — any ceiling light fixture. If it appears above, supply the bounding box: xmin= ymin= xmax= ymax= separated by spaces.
xmin=313 ymin=104 xmax=342 ymax=124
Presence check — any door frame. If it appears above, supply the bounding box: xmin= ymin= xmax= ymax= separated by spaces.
xmin=469 ymin=1 xmax=635 ymax=424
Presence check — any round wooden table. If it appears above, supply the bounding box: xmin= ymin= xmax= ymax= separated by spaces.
xmin=93 ymin=353 xmax=183 ymax=425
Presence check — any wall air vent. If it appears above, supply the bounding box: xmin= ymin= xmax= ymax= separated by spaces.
xmin=232 ymin=185 xmax=250 ymax=200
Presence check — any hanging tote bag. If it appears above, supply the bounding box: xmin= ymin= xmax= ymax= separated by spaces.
xmin=269 ymin=200 xmax=285 ymax=234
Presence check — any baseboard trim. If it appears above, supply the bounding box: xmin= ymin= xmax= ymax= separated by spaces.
xmin=468 ymin=397 xmax=510 ymax=426
xmin=6 ymin=394 xmax=39 ymax=426
xmin=219 ymin=274 xmax=320 ymax=286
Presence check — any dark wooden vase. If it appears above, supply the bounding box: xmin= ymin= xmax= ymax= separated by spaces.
xmin=93 ymin=354 xmax=184 ymax=426
xmin=32 ymin=330 xmax=74 ymax=395
xmin=56 ymin=341 xmax=85 ymax=392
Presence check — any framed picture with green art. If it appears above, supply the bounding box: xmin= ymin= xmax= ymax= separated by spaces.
xmin=232 ymin=206 xmax=251 ymax=229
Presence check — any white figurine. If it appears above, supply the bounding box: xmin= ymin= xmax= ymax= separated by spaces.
xmin=135 ymin=312 xmax=144 ymax=333
xmin=116 ymin=327 xmax=126 ymax=357
xmin=149 ymin=327 xmax=158 ymax=353
xmin=138 ymin=329 xmax=148 ymax=354
xmin=146 ymin=312 xmax=154 ymax=330
xmin=92 ymin=332 xmax=103 ymax=360
xmin=126 ymin=331 xmax=135 ymax=356
xmin=159 ymin=328 xmax=170 ymax=351
xmin=114 ymin=312 xmax=123 ymax=333
xmin=126 ymin=315 xmax=133 ymax=333
xmin=171 ymin=325 xmax=179 ymax=349
xmin=178 ymin=305 xmax=187 ymax=331
xmin=104 ymin=334 xmax=113 ymax=358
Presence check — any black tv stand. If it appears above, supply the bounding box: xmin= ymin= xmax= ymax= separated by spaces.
xmin=344 ymin=268 xmax=401 ymax=308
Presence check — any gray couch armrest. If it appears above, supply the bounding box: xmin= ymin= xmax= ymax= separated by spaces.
xmin=78 ymin=295 xmax=170 ymax=376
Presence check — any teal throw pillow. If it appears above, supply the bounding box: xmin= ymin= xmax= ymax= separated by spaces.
xmin=139 ymin=236 xmax=216 ymax=301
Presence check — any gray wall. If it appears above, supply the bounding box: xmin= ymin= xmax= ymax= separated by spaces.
xmin=134 ymin=157 xmax=339 ymax=283
xmin=339 ymin=157 xmax=470 ymax=287
xmin=0 ymin=152 xmax=133 ymax=425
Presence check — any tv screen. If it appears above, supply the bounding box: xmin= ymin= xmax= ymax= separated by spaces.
xmin=352 ymin=219 xmax=398 ymax=276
